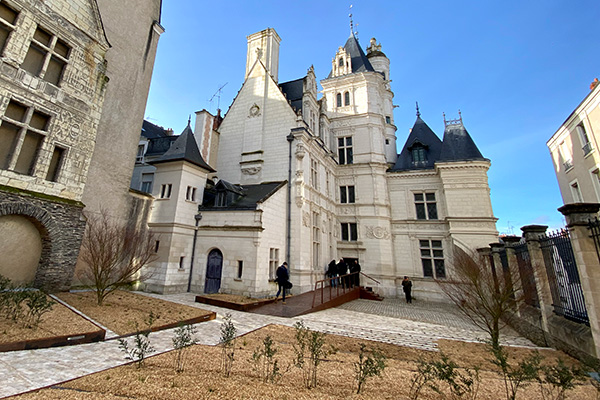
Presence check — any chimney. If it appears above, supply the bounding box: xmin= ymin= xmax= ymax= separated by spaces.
xmin=245 ymin=28 xmax=281 ymax=83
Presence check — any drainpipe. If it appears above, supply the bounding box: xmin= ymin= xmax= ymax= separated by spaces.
xmin=286 ymin=132 xmax=294 ymax=268
xmin=187 ymin=211 xmax=202 ymax=292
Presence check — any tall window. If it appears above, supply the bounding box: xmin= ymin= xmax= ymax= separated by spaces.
xmin=312 ymin=212 xmax=320 ymax=269
xmin=140 ymin=173 xmax=153 ymax=193
xmin=336 ymin=93 xmax=342 ymax=108
xmin=325 ymin=171 xmax=330 ymax=197
xmin=269 ymin=248 xmax=279 ymax=280
xmin=0 ymin=3 xmax=18 ymax=55
xmin=0 ymin=100 xmax=50 ymax=175
xmin=341 ymin=222 xmax=357 ymax=241
xmin=338 ymin=136 xmax=353 ymax=165
xmin=22 ymin=26 xmax=70 ymax=86
xmin=160 ymin=183 xmax=172 ymax=199
xmin=344 ymin=91 xmax=350 ymax=106
xmin=385 ymin=116 xmax=391 ymax=124
xmin=186 ymin=186 xmax=197 ymax=201
xmin=570 ymin=181 xmax=583 ymax=203
xmin=591 ymin=168 xmax=600 ymax=201
xmin=420 ymin=239 xmax=445 ymax=278
xmin=577 ymin=123 xmax=593 ymax=155
xmin=136 ymin=144 xmax=145 ymax=163
xmin=414 ymin=192 xmax=438 ymax=220
xmin=340 ymin=185 xmax=355 ymax=204
xmin=411 ymin=145 xmax=427 ymax=166
xmin=338 ymin=57 xmax=344 ymax=67
xmin=310 ymin=159 xmax=318 ymax=188
xmin=179 ymin=256 xmax=185 ymax=270
xmin=237 ymin=260 xmax=243 ymax=279
xmin=45 ymin=145 xmax=65 ymax=182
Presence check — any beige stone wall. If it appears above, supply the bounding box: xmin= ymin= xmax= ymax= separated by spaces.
xmin=0 ymin=214 xmax=41 ymax=284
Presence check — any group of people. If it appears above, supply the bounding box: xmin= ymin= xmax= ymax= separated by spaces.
xmin=326 ymin=259 xmax=361 ymax=288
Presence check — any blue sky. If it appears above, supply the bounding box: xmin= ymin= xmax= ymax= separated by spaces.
xmin=144 ymin=1 xmax=600 ymax=234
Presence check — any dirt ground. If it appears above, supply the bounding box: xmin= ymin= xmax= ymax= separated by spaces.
xmin=55 ymin=291 xmax=213 ymax=335
xmin=12 ymin=324 xmax=598 ymax=400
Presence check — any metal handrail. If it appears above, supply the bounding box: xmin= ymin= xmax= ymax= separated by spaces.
xmin=311 ymin=271 xmax=381 ymax=308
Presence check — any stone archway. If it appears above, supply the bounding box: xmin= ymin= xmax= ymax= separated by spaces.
xmin=204 ymin=249 xmax=223 ymax=294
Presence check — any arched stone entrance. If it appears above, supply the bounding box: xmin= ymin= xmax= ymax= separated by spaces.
xmin=0 ymin=215 xmax=42 ymax=284
xmin=204 ymin=249 xmax=223 ymax=294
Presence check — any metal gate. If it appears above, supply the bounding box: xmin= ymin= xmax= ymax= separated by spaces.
xmin=540 ymin=230 xmax=588 ymax=324
xmin=204 ymin=249 xmax=223 ymax=294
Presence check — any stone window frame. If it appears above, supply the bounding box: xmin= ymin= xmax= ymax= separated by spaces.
xmin=0 ymin=98 xmax=52 ymax=176
xmin=339 ymin=185 xmax=355 ymax=204
xmin=312 ymin=211 xmax=320 ymax=269
xmin=338 ymin=136 xmax=353 ymax=165
xmin=344 ymin=91 xmax=350 ymax=106
xmin=341 ymin=222 xmax=357 ymax=241
xmin=269 ymin=248 xmax=279 ymax=280
xmin=140 ymin=173 xmax=153 ymax=194
xmin=45 ymin=144 xmax=65 ymax=182
xmin=310 ymin=159 xmax=318 ymax=189
xmin=414 ymin=191 xmax=438 ymax=220
xmin=0 ymin=2 xmax=19 ymax=56
xmin=419 ymin=239 xmax=446 ymax=278
xmin=569 ymin=179 xmax=583 ymax=203
xmin=185 ymin=185 xmax=197 ymax=202
xmin=21 ymin=24 xmax=71 ymax=87
xmin=336 ymin=92 xmax=342 ymax=108
xmin=160 ymin=183 xmax=172 ymax=199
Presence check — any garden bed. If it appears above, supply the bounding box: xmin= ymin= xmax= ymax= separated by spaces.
xmin=195 ymin=293 xmax=277 ymax=311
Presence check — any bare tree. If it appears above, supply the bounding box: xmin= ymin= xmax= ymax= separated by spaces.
xmin=78 ymin=211 xmax=157 ymax=305
xmin=437 ymin=245 xmax=524 ymax=351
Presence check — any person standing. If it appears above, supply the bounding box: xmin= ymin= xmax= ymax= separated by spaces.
xmin=327 ymin=259 xmax=337 ymax=287
xmin=402 ymin=276 xmax=412 ymax=303
xmin=353 ymin=260 xmax=361 ymax=287
xmin=337 ymin=258 xmax=348 ymax=288
xmin=275 ymin=262 xmax=290 ymax=303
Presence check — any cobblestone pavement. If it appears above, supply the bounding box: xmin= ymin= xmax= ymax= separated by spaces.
xmin=0 ymin=293 xmax=539 ymax=399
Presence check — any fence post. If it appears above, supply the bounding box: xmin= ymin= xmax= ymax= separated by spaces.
xmin=503 ymin=236 xmax=524 ymax=316
xmin=522 ymin=225 xmax=553 ymax=332
xmin=558 ymin=203 xmax=600 ymax=357
xmin=489 ymin=243 xmax=506 ymax=289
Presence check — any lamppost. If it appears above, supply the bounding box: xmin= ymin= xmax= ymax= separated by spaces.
xmin=187 ymin=210 xmax=202 ymax=292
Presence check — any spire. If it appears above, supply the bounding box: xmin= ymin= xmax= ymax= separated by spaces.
xmin=349 ymin=5 xmax=354 ymax=37
xmin=187 ymin=115 xmax=191 ymax=128
xmin=416 ymin=102 xmax=421 ymax=118
xmin=439 ymin=112 xmax=486 ymax=162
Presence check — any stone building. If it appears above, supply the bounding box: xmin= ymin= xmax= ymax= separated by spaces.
xmin=547 ymin=80 xmax=600 ymax=204
xmin=0 ymin=0 xmax=162 ymax=291
xmin=137 ymin=28 xmax=498 ymax=300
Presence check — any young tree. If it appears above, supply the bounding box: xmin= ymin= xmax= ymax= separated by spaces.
xmin=78 ymin=211 xmax=157 ymax=305
xmin=437 ymin=245 xmax=524 ymax=351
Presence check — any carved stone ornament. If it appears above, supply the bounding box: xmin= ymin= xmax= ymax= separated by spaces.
xmin=241 ymin=166 xmax=261 ymax=175
xmin=295 ymin=197 xmax=304 ymax=208
xmin=248 ymin=103 xmax=261 ymax=117
xmin=302 ymin=211 xmax=310 ymax=227
xmin=365 ymin=226 xmax=390 ymax=240
xmin=295 ymin=142 xmax=305 ymax=160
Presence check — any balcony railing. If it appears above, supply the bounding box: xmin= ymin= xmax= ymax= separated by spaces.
xmin=583 ymin=142 xmax=594 ymax=156
xmin=563 ymin=159 xmax=573 ymax=171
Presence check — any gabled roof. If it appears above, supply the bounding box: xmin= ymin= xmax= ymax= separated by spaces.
xmin=328 ymin=35 xmax=375 ymax=78
xmin=141 ymin=120 xmax=169 ymax=139
xmin=439 ymin=123 xmax=487 ymax=162
xmin=201 ymin=181 xmax=286 ymax=210
xmin=279 ymin=78 xmax=304 ymax=114
xmin=391 ymin=116 xmax=442 ymax=171
xmin=149 ymin=123 xmax=215 ymax=171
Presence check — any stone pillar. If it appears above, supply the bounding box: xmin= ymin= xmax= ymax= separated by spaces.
xmin=558 ymin=203 xmax=600 ymax=357
xmin=503 ymin=235 xmax=524 ymax=316
xmin=521 ymin=225 xmax=553 ymax=332
xmin=489 ymin=243 xmax=506 ymax=289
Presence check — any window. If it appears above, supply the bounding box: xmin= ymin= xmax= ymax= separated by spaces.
xmin=570 ymin=181 xmax=583 ymax=203
xmin=336 ymin=93 xmax=342 ymax=108
xmin=340 ymin=185 xmax=355 ymax=204
xmin=385 ymin=116 xmax=391 ymax=124
xmin=414 ymin=192 xmax=438 ymax=220
xmin=0 ymin=3 xmax=18 ymax=55
xmin=325 ymin=171 xmax=330 ymax=197
xmin=179 ymin=256 xmax=185 ymax=270
xmin=22 ymin=26 xmax=70 ymax=86
xmin=140 ymin=173 xmax=153 ymax=194
xmin=411 ymin=145 xmax=427 ymax=166
xmin=577 ymin=123 xmax=593 ymax=155
xmin=45 ymin=145 xmax=65 ymax=181
xmin=591 ymin=168 xmax=600 ymax=201
xmin=312 ymin=212 xmax=320 ymax=268
xmin=559 ymin=141 xmax=572 ymax=170
xmin=186 ymin=186 xmax=197 ymax=201
xmin=420 ymin=239 xmax=445 ymax=278
xmin=344 ymin=91 xmax=350 ymax=106
xmin=341 ymin=222 xmax=357 ymax=241
xmin=0 ymin=100 xmax=50 ymax=175
xmin=154 ymin=240 xmax=160 ymax=253
xmin=338 ymin=136 xmax=353 ymax=165
xmin=136 ymin=144 xmax=145 ymax=163
xmin=310 ymin=159 xmax=318 ymax=188
xmin=237 ymin=260 xmax=243 ymax=279
xmin=160 ymin=183 xmax=172 ymax=199
xmin=269 ymin=248 xmax=279 ymax=280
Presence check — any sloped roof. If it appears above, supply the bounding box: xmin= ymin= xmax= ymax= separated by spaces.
xmin=149 ymin=123 xmax=215 ymax=171
xmin=391 ymin=116 xmax=442 ymax=171
xmin=279 ymin=78 xmax=304 ymax=114
xmin=328 ymin=35 xmax=375 ymax=78
xmin=439 ymin=123 xmax=487 ymax=162
xmin=201 ymin=181 xmax=286 ymax=210
xmin=142 ymin=120 xmax=169 ymax=139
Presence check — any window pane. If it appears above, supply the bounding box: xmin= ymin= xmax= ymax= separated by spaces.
xmin=419 ymin=240 xmax=429 ymax=248
xmin=420 ymin=249 xmax=431 ymax=257
xmin=427 ymin=203 xmax=438 ymax=219
xmin=45 ymin=146 xmax=64 ymax=181
xmin=348 ymin=186 xmax=355 ymax=203
xmin=422 ymin=259 xmax=433 ymax=277
xmin=54 ymin=39 xmax=70 ymax=58
xmin=0 ymin=26 xmax=10 ymax=53
xmin=0 ymin=121 xmax=19 ymax=169
xmin=33 ymin=27 xmax=51 ymax=46
xmin=415 ymin=203 xmax=426 ymax=219
xmin=338 ymin=148 xmax=345 ymax=165
xmin=435 ymin=259 xmax=446 ymax=278
xmin=432 ymin=240 xmax=442 ymax=248
xmin=14 ymin=130 xmax=43 ymax=174
xmin=340 ymin=186 xmax=347 ymax=203
xmin=338 ymin=137 xmax=344 ymax=147
xmin=433 ymin=250 xmax=444 ymax=258
xmin=45 ymin=56 xmax=66 ymax=86
xmin=5 ymin=101 xmax=26 ymax=122
xmin=22 ymin=44 xmax=46 ymax=76
xmin=30 ymin=111 xmax=49 ymax=131
xmin=350 ymin=223 xmax=357 ymax=241
xmin=336 ymin=93 xmax=341 ymax=107
xmin=346 ymin=147 xmax=353 ymax=164
xmin=341 ymin=223 xmax=348 ymax=241
xmin=425 ymin=193 xmax=436 ymax=201
xmin=346 ymin=137 xmax=352 ymax=146
xmin=344 ymin=91 xmax=350 ymax=106
xmin=0 ymin=3 xmax=18 ymax=24
xmin=414 ymin=193 xmax=424 ymax=201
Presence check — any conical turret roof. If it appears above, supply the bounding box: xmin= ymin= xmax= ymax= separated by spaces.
xmin=149 ymin=122 xmax=215 ymax=171
xmin=391 ymin=115 xmax=442 ymax=171
xmin=439 ymin=123 xmax=487 ymax=162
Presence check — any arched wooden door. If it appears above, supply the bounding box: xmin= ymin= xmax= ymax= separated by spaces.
xmin=204 ymin=249 xmax=223 ymax=294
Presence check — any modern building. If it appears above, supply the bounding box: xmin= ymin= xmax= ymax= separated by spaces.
xmin=137 ymin=28 xmax=498 ymax=300
xmin=548 ymin=80 xmax=600 ymax=204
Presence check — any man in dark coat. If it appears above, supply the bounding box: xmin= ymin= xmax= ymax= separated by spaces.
xmin=275 ymin=262 xmax=289 ymax=303
xmin=402 ymin=276 xmax=412 ymax=303
xmin=351 ymin=260 xmax=361 ymax=287
xmin=336 ymin=259 xmax=348 ymax=288
xmin=327 ymin=260 xmax=337 ymax=287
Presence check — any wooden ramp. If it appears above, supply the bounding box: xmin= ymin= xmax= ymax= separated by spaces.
xmin=249 ymin=286 xmax=360 ymax=318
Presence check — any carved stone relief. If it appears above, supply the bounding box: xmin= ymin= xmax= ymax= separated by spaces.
xmin=302 ymin=211 xmax=310 ymax=227
xmin=365 ymin=226 xmax=390 ymax=240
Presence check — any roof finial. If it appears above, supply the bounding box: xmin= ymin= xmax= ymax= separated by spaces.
xmin=458 ymin=109 xmax=462 ymax=124
xmin=349 ymin=5 xmax=354 ymax=37
xmin=416 ymin=101 xmax=421 ymax=117
xmin=187 ymin=115 xmax=191 ymax=127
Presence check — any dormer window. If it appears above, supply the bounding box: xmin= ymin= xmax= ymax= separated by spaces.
xmin=344 ymin=91 xmax=350 ymax=106
xmin=338 ymin=57 xmax=344 ymax=67
xmin=409 ymin=143 xmax=428 ymax=166
xmin=336 ymin=93 xmax=342 ymax=108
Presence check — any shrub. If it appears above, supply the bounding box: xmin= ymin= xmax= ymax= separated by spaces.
xmin=538 ymin=358 xmax=586 ymax=400
xmin=293 ymin=320 xmax=334 ymax=389
xmin=118 ymin=313 xmax=156 ymax=368
xmin=410 ymin=356 xmax=438 ymax=400
xmin=219 ymin=313 xmax=236 ymax=377
xmin=490 ymin=346 xmax=541 ymax=400
xmin=24 ymin=290 xmax=55 ymax=328
xmin=252 ymin=334 xmax=288 ymax=383
xmin=172 ymin=323 xmax=197 ymax=373
xmin=354 ymin=343 xmax=386 ymax=394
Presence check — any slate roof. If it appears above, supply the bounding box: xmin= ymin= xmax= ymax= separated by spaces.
xmin=328 ymin=35 xmax=375 ymax=78
xmin=201 ymin=181 xmax=286 ymax=210
xmin=439 ymin=123 xmax=487 ymax=162
xmin=279 ymin=78 xmax=304 ymax=114
xmin=148 ymin=123 xmax=215 ymax=171
xmin=391 ymin=116 xmax=443 ymax=171
xmin=141 ymin=120 xmax=169 ymax=139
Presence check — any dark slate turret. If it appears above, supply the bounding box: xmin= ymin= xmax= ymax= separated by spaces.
xmin=439 ymin=114 xmax=487 ymax=162
xmin=328 ymin=35 xmax=375 ymax=78
xmin=149 ymin=121 xmax=215 ymax=171
xmin=391 ymin=110 xmax=442 ymax=171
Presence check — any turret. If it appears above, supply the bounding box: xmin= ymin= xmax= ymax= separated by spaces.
xmin=366 ymin=37 xmax=389 ymax=81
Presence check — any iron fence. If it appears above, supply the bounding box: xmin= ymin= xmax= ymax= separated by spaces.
xmin=589 ymin=217 xmax=600 ymax=265
xmin=513 ymin=242 xmax=540 ymax=308
xmin=540 ymin=229 xmax=589 ymax=325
